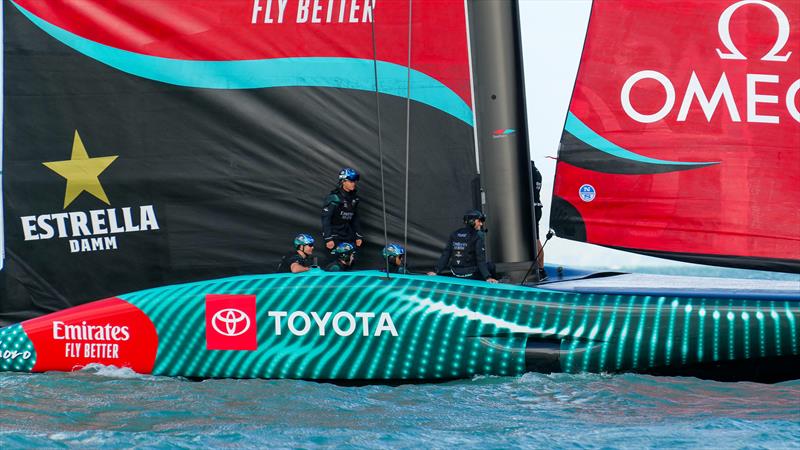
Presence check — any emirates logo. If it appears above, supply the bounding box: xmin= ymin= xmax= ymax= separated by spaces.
xmin=211 ymin=308 xmax=251 ymax=337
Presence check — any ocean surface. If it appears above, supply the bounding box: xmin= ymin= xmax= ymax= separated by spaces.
xmin=1 ymin=268 xmax=798 ymax=448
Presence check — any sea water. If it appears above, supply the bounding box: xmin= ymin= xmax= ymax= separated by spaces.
xmin=1 ymin=268 xmax=798 ymax=448
xmin=0 ymin=369 xmax=798 ymax=448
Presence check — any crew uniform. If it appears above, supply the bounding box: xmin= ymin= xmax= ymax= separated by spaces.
xmin=433 ymin=214 xmax=495 ymax=281
xmin=277 ymin=252 xmax=313 ymax=273
xmin=531 ymin=162 xmax=543 ymax=235
xmin=321 ymin=170 xmax=363 ymax=247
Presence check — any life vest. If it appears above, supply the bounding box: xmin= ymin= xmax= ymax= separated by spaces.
xmin=448 ymin=227 xmax=479 ymax=276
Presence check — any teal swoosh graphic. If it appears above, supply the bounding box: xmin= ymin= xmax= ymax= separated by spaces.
xmin=565 ymin=112 xmax=718 ymax=166
xmin=12 ymin=1 xmax=473 ymax=126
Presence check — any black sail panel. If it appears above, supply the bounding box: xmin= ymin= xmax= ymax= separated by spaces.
xmin=2 ymin=0 xmax=478 ymax=323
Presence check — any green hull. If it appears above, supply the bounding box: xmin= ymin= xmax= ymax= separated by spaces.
xmin=2 ymin=271 xmax=798 ymax=382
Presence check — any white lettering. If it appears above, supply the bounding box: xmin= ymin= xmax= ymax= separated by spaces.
xmin=787 ymin=79 xmax=800 ymax=122
xmin=69 ymin=211 xmax=91 ymax=236
xmin=297 ymin=0 xmax=310 ymax=23
xmin=251 ymin=0 xmax=263 ymax=23
xmin=89 ymin=209 xmax=108 ymax=235
xmin=311 ymin=311 xmax=332 ymax=336
xmin=21 ymin=216 xmax=39 ymax=240
xmin=278 ymin=0 xmax=289 ymax=22
xmin=677 ymin=72 xmax=740 ymax=122
xmin=140 ymin=205 xmax=160 ymax=231
xmin=37 ymin=215 xmax=55 ymax=239
xmin=122 ymin=207 xmax=139 ymax=232
xmin=621 ymin=70 xmax=676 ymax=123
xmin=348 ymin=0 xmax=360 ymax=23
xmin=311 ymin=0 xmax=323 ymax=23
xmin=362 ymin=0 xmax=374 ymax=22
xmin=716 ymin=0 xmax=792 ymax=62
xmin=69 ymin=240 xmax=80 ymax=253
xmin=747 ymin=74 xmax=780 ymax=123
xmin=268 ymin=311 xmax=287 ymax=335
xmin=52 ymin=213 xmax=69 ymax=237
xmin=332 ymin=312 xmax=356 ymax=336
xmin=355 ymin=312 xmax=375 ymax=336
xmin=267 ymin=310 xmax=396 ymax=337
xmin=288 ymin=311 xmax=311 ymax=335
xmin=107 ymin=209 xmax=125 ymax=233
xmin=375 ymin=312 xmax=398 ymax=336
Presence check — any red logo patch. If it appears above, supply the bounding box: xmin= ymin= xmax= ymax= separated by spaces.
xmin=23 ymin=298 xmax=159 ymax=374
xmin=205 ymin=294 xmax=257 ymax=351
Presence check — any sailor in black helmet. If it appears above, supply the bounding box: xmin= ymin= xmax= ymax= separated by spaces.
xmin=427 ymin=210 xmax=498 ymax=283
xmin=325 ymin=242 xmax=356 ymax=272
xmin=322 ymin=168 xmax=364 ymax=255
xmin=277 ymin=233 xmax=316 ymax=273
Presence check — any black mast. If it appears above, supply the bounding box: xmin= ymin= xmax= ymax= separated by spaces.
xmin=467 ymin=0 xmax=536 ymax=272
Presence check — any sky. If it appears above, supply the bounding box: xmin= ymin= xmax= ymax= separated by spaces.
xmin=518 ymin=0 xmax=699 ymax=269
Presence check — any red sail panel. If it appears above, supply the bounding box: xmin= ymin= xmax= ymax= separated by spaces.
xmin=552 ymin=0 xmax=800 ymax=272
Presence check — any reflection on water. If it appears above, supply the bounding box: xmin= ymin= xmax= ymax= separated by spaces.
xmin=1 ymin=366 xmax=798 ymax=448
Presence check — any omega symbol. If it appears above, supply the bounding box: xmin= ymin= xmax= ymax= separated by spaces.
xmin=212 ymin=308 xmax=251 ymax=337
xmin=716 ymin=0 xmax=792 ymax=62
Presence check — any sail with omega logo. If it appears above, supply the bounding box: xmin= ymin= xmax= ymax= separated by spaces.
xmin=1 ymin=0 xmax=479 ymax=323
xmin=551 ymin=0 xmax=800 ymax=273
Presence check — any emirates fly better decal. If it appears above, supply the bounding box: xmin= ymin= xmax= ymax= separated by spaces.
xmin=553 ymin=0 xmax=800 ymax=271
xmin=20 ymin=298 xmax=159 ymax=372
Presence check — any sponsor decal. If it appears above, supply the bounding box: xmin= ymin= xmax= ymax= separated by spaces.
xmin=620 ymin=0 xmax=798 ymax=125
xmin=22 ymin=298 xmax=159 ymax=373
xmin=206 ymin=295 xmax=258 ymax=351
xmin=251 ymin=0 xmax=375 ymax=25
xmin=492 ymin=128 xmax=516 ymax=139
xmin=267 ymin=310 xmax=398 ymax=337
xmin=19 ymin=130 xmax=161 ymax=254
xmin=579 ymin=184 xmax=596 ymax=202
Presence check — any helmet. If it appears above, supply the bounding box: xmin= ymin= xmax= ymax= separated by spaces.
xmin=338 ymin=168 xmax=360 ymax=182
xmin=333 ymin=242 xmax=356 ymax=259
xmin=382 ymin=243 xmax=406 ymax=258
xmin=463 ymin=210 xmax=486 ymax=226
xmin=293 ymin=233 xmax=315 ymax=248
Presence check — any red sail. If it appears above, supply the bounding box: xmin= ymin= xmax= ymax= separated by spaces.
xmin=552 ymin=0 xmax=800 ymax=272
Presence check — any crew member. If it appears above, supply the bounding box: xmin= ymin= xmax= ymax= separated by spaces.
xmin=277 ymin=233 xmax=316 ymax=273
xmin=322 ymin=168 xmax=364 ymax=256
xmin=427 ymin=210 xmax=497 ymax=283
xmin=325 ymin=242 xmax=356 ymax=272
xmin=380 ymin=243 xmax=407 ymax=274
xmin=531 ymin=161 xmax=547 ymax=281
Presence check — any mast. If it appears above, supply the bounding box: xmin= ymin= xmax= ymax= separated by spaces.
xmin=466 ymin=0 xmax=535 ymax=267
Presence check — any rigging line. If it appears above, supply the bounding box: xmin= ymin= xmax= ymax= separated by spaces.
xmin=402 ymin=0 xmax=412 ymax=273
xmin=370 ymin=1 xmax=391 ymax=277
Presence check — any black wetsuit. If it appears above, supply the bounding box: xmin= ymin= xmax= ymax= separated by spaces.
xmin=277 ymin=252 xmax=313 ymax=273
xmin=433 ymin=227 xmax=494 ymax=280
xmin=325 ymin=259 xmax=353 ymax=272
xmin=379 ymin=262 xmax=408 ymax=274
xmin=321 ymin=187 xmax=363 ymax=246
xmin=531 ymin=162 xmax=543 ymax=234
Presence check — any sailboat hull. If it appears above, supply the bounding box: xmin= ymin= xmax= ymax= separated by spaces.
xmin=1 ymin=270 xmax=797 ymax=382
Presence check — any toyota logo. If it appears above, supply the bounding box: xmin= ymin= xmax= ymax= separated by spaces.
xmin=211 ymin=308 xmax=251 ymax=337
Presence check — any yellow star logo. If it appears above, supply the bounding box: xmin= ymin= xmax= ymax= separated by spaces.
xmin=43 ymin=131 xmax=118 ymax=209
